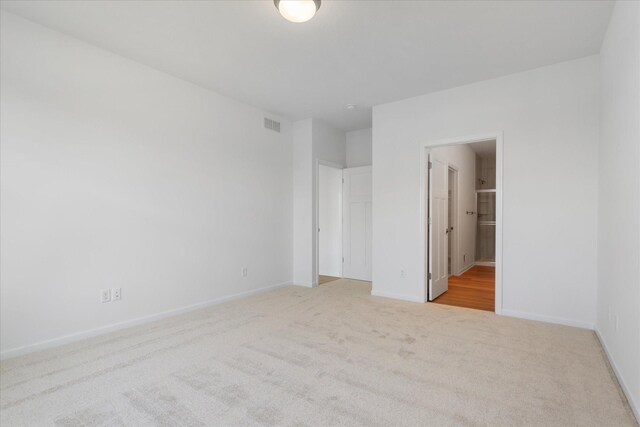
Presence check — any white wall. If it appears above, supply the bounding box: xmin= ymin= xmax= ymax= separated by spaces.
xmin=318 ymin=165 xmax=342 ymax=277
xmin=292 ymin=118 xmax=346 ymax=286
xmin=313 ymin=121 xmax=347 ymax=167
xmin=429 ymin=144 xmax=476 ymax=273
xmin=292 ymin=119 xmax=314 ymax=286
xmin=597 ymin=0 xmax=640 ymax=418
xmin=0 ymin=13 xmax=293 ymax=357
xmin=346 ymin=128 xmax=372 ymax=167
xmin=373 ymin=56 xmax=599 ymax=327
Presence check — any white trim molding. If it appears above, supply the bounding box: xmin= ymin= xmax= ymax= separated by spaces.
xmin=501 ymin=309 xmax=595 ymax=330
xmin=293 ymin=282 xmax=314 ymax=288
xmin=474 ymin=261 xmax=496 ymax=267
xmin=1 ymin=281 xmax=292 ymax=360
xmin=371 ymin=290 xmax=425 ymax=303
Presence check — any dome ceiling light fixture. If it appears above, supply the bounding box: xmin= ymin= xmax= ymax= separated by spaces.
xmin=274 ymin=0 xmax=321 ymax=23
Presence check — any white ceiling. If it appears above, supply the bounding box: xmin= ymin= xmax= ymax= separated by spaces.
xmin=469 ymin=140 xmax=496 ymax=158
xmin=0 ymin=0 xmax=614 ymax=131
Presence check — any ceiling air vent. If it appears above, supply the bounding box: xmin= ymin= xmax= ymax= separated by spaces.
xmin=264 ymin=117 xmax=281 ymax=133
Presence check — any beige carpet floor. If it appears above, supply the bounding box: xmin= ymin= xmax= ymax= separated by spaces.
xmin=1 ymin=279 xmax=637 ymax=426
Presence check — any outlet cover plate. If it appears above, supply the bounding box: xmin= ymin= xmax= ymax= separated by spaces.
xmin=100 ymin=289 xmax=111 ymax=303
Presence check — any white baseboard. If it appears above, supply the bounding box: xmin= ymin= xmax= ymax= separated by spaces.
xmin=0 ymin=281 xmax=292 ymax=360
xmin=292 ymin=282 xmax=314 ymax=288
xmin=474 ymin=261 xmax=496 ymax=267
xmin=595 ymin=329 xmax=640 ymax=423
xmin=500 ymin=309 xmax=594 ymax=329
xmin=371 ymin=290 xmax=424 ymax=303
xmin=456 ymin=263 xmax=475 ymax=275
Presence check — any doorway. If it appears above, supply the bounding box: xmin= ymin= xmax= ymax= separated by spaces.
xmin=316 ymin=164 xmax=373 ymax=285
xmin=318 ymin=164 xmax=343 ymax=284
xmin=422 ymin=135 xmax=502 ymax=313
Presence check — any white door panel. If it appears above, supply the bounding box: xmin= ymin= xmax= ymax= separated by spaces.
xmin=429 ymin=155 xmax=448 ymax=300
xmin=343 ymin=166 xmax=372 ymax=281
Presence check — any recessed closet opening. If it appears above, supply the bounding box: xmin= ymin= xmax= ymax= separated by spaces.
xmin=318 ymin=163 xmax=343 ymax=285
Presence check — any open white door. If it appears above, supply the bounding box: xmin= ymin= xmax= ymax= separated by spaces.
xmin=428 ymin=154 xmax=448 ymax=300
xmin=318 ymin=164 xmax=343 ymax=277
xmin=342 ymin=166 xmax=372 ymax=281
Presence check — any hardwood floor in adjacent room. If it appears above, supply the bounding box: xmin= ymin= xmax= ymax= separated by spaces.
xmin=319 ymin=275 xmax=340 ymax=284
xmin=433 ymin=265 xmax=495 ymax=312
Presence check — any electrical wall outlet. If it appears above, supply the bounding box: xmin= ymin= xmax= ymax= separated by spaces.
xmin=241 ymin=267 xmax=248 ymax=277
xmin=100 ymin=289 xmax=111 ymax=303
xmin=463 ymin=253 xmax=467 ymax=262
xmin=112 ymin=288 xmax=121 ymax=301
xmin=400 ymin=270 xmax=406 ymax=278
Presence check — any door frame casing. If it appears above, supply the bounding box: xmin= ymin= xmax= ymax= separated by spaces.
xmin=419 ymin=132 xmax=504 ymax=314
xmin=447 ymin=165 xmax=459 ymax=276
